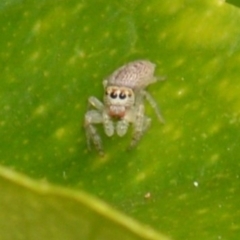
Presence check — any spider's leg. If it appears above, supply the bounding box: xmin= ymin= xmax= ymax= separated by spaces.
xmin=141 ymin=90 xmax=165 ymax=123
xmin=130 ymin=103 xmax=145 ymax=148
xmin=116 ymin=119 xmax=129 ymax=137
xmin=102 ymin=111 xmax=114 ymax=137
xmin=143 ymin=116 xmax=151 ymax=132
xmin=84 ymin=108 xmax=104 ymax=156
xmin=88 ymin=96 xmax=104 ymax=111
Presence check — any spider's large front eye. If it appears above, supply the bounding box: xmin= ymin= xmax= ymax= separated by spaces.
xmin=119 ymin=92 xmax=126 ymax=99
xmin=110 ymin=91 xmax=118 ymax=99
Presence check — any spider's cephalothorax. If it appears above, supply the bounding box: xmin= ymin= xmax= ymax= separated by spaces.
xmin=104 ymin=86 xmax=135 ymax=118
xmin=84 ymin=60 xmax=165 ymax=155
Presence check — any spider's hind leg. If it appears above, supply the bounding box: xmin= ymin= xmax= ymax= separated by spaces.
xmin=142 ymin=90 xmax=165 ymax=123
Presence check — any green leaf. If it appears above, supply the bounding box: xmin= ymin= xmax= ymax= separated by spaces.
xmin=0 ymin=166 xmax=167 ymax=240
xmin=1 ymin=0 xmax=240 ymax=239
xmin=226 ymin=0 xmax=240 ymax=8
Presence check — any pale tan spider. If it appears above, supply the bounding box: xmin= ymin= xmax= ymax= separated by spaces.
xmin=84 ymin=60 xmax=165 ymax=155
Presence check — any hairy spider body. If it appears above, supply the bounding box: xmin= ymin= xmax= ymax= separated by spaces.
xmin=84 ymin=60 xmax=165 ymax=155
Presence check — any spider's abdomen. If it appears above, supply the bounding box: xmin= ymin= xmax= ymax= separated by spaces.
xmin=106 ymin=60 xmax=156 ymax=90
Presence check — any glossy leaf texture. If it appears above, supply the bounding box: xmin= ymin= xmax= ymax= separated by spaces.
xmin=0 ymin=0 xmax=240 ymax=239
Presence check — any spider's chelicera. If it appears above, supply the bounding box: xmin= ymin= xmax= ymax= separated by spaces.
xmin=84 ymin=60 xmax=165 ymax=155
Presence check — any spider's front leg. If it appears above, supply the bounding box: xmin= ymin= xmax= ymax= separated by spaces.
xmin=84 ymin=97 xmax=105 ymax=155
xmin=130 ymin=103 xmax=147 ymax=148
xmin=102 ymin=111 xmax=114 ymax=137
xmin=116 ymin=119 xmax=129 ymax=137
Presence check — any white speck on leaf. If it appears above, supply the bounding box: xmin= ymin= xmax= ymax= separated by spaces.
xmin=193 ymin=181 xmax=199 ymax=187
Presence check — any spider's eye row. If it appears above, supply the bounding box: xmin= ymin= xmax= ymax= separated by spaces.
xmin=106 ymin=88 xmax=133 ymax=100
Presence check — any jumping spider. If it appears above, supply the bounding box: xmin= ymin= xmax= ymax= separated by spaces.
xmin=84 ymin=60 xmax=165 ymax=155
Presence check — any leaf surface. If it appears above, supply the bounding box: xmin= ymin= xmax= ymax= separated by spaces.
xmin=0 ymin=0 xmax=240 ymax=239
